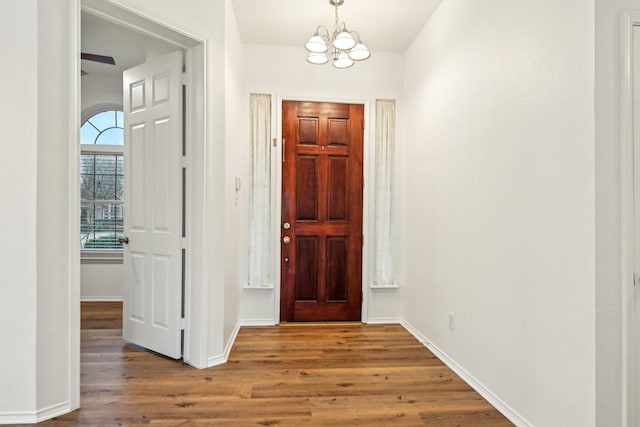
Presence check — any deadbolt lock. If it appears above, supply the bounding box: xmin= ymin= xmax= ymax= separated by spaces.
xmin=283 ymin=222 xmax=291 ymax=230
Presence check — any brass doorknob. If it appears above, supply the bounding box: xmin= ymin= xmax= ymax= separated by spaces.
xmin=282 ymin=236 xmax=291 ymax=244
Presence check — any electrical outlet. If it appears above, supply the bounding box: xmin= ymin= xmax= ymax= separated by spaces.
xmin=449 ymin=312 xmax=455 ymax=331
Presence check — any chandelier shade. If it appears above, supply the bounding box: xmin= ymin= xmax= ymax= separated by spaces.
xmin=307 ymin=52 xmax=329 ymax=65
xmin=348 ymin=42 xmax=370 ymax=61
xmin=305 ymin=0 xmax=370 ymax=69
xmin=305 ymin=33 xmax=328 ymax=53
xmin=333 ymin=30 xmax=356 ymax=50
xmin=333 ymin=51 xmax=354 ymax=69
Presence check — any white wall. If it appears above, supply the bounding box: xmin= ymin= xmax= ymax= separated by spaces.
xmin=80 ymin=262 xmax=123 ymax=300
xmin=595 ymin=1 xmax=640 ymax=425
xmin=0 ymin=0 xmax=77 ymax=422
xmin=81 ymin=74 xmax=122 ymax=117
xmin=0 ymin=0 xmax=39 ymax=418
xmin=223 ymin=0 xmax=243 ymax=347
xmin=401 ymin=1 xmax=595 ymax=426
xmin=240 ymin=44 xmax=406 ymax=324
xmin=36 ymin=0 xmax=75 ymax=415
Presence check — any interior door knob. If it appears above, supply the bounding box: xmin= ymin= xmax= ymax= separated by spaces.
xmin=118 ymin=236 xmax=129 ymax=245
xmin=282 ymin=236 xmax=291 ymax=244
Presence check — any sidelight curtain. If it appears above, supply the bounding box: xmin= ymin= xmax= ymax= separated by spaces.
xmin=248 ymin=93 xmax=272 ymax=288
xmin=373 ymin=99 xmax=396 ymax=287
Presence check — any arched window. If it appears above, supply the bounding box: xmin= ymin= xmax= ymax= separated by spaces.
xmin=80 ymin=109 xmax=124 ymax=251
xmin=81 ymin=110 xmax=124 ymax=145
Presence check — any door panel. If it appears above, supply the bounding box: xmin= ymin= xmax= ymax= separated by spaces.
xmin=281 ymin=101 xmax=363 ymax=321
xmin=122 ymin=50 xmax=183 ymax=359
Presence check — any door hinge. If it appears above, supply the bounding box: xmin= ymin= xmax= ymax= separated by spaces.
xmin=179 ymin=317 xmax=186 ymax=330
xmin=181 ymin=237 xmax=187 ymax=249
xmin=362 ymin=118 xmax=365 ymax=129
xmin=181 ymin=71 xmax=188 ymax=85
xmin=272 ymin=137 xmax=277 ymax=147
xmin=635 ymin=273 xmax=638 ymax=287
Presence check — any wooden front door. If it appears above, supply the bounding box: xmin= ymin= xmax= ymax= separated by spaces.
xmin=280 ymin=101 xmax=364 ymax=321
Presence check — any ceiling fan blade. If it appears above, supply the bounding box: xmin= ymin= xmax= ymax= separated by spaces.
xmin=81 ymin=52 xmax=115 ymax=65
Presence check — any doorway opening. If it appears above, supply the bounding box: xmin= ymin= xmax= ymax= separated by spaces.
xmin=73 ymin=0 xmax=208 ymax=408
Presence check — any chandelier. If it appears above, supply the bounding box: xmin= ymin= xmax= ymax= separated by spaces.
xmin=305 ymin=0 xmax=371 ymax=69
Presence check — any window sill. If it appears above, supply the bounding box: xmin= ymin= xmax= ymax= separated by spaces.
xmin=81 ymin=251 xmax=123 ymax=265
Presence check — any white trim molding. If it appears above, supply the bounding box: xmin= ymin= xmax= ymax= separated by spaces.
xmin=0 ymin=401 xmax=72 ymax=425
xmin=69 ymin=0 xmax=82 ymax=412
xmin=208 ymin=321 xmax=242 ymax=368
xmin=80 ymin=296 xmax=123 ymax=302
xmin=620 ymin=10 xmax=640 ymax=427
xmin=240 ymin=319 xmax=278 ymax=326
xmin=365 ymin=317 xmax=402 ymax=325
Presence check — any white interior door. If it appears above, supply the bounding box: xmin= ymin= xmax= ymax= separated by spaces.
xmin=633 ymin=24 xmax=640 ymax=426
xmin=122 ymin=50 xmax=183 ymax=359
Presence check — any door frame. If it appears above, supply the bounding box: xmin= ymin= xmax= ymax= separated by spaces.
xmin=621 ymin=10 xmax=640 ymax=426
xmin=273 ymin=95 xmax=372 ymax=323
xmin=70 ymin=0 xmax=209 ymax=408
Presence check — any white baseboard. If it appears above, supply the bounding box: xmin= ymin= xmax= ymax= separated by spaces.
xmin=0 ymin=401 xmax=72 ymax=425
xmin=239 ymin=319 xmax=277 ymax=326
xmin=0 ymin=412 xmax=36 ymax=425
xmin=207 ymin=320 xmax=242 ymax=368
xmin=80 ymin=296 xmax=123 ymax=302
xmin=365 ymin=317 xmax=402 ymax=324
xmin=400 ymin=319 xmax=531 ymax=427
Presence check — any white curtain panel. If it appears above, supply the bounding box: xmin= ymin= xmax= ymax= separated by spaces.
xmin=248 ymin=93 xmax=272 ymax=288
xmin=374 ymin=99 xmax=396 ymax=287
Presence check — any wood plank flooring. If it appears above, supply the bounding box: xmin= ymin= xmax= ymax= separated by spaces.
xmin=21 ymin=302 xmax=513 ymax=426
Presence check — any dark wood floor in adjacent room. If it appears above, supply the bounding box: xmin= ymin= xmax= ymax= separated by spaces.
xmin=25 ymin=302 xmax=513 ymax=426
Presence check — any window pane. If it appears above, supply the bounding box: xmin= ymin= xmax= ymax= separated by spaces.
xmin=116 ymin=155 xmax=124 ymax=174
xmin=116 ymin=110 xmax=124 ymax=128
xmin=95 ymin=154 xmax=116 ymax=174
xmin=80 ymin=175 xmax=95 ymax=200
xmin=95 ymin=174 xmax=116 ymax=200
xmin=116 ymin=175 xmax=124 ymax=201
xmin=79 ymin=151 xmax=124 ymax=252
xmin=80 ymin=203 xmax=124 ymax=250
xmin=81 ymin=123 xmax=99 ymax=145
xmin=80 ymin=154 xmax=95 ymax=174
xmin=96 ymin=127 xmax=124 ymax=145
xmin=89 ymin=110 xmax=116 ymax=131
xmin=81 ymin=109 xmax=123 ymax=146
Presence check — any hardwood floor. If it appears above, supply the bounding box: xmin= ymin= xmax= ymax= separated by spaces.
xmin=24 ymin=302 xmax=512 ymax=426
